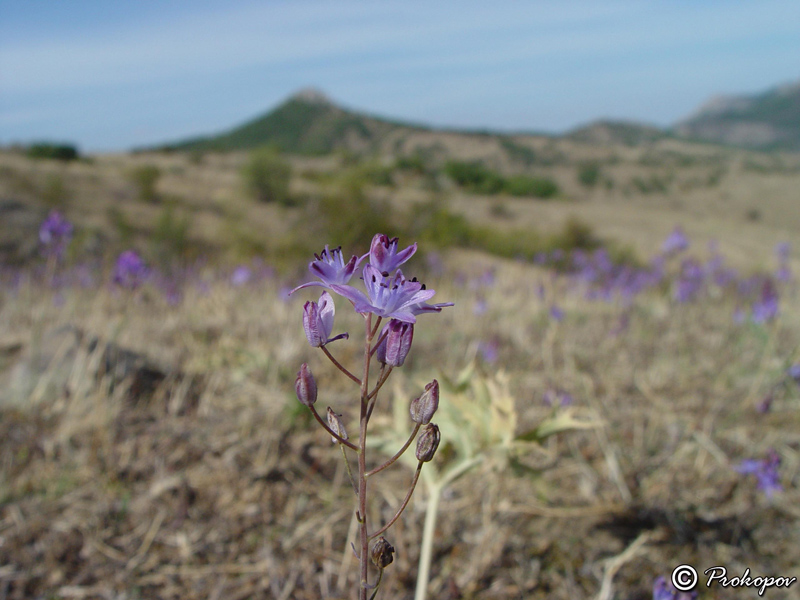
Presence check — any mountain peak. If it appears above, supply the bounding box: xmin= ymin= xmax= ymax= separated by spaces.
xmin=289 ymin=88 xmax=333 ymax=105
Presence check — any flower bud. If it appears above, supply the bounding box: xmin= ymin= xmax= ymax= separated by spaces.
xmin=303 ymin=300 xmax=325 ymax=347
xmin=382 ymin=320 xmax=413 ymax=367
xmin=326 ymin=406 xmax=348 ymax=443
xmin=294 ymin=363 xmax=317 ymax=406
xmin=415 ymin=423 xmax=440 ymax=462
xmin=370 ymin=536 xmax=395 ymax=569
xmin=410 ymin=380 xmax=439 ymax=424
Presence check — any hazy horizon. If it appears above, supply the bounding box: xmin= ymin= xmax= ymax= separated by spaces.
xmin=2 ymin=0 xmax=799 ymax=152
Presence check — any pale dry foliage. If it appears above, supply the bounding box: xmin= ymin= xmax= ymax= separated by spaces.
xmin=1 ymin=240 xmax=799 ymax=600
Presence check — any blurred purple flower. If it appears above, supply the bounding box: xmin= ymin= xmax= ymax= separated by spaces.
xmin=756 ymin=393 xmax=773 ymax=414
xmin=549 ymin=305 xmax=565 ymax=321
xmin=661 ymin=226 xmax=689 ymax=255
xmin=543 ymin=389 xmax=573 ymax=407
xmin=653 ymin=576 xmax=697 ymax=600
xmin=112 ymin=250 xmax=148 ymax=289
xmin=365 ymin=234 xmax=416 ymax=275
xmin=473 ymin=297 xmax=488 ymax=316
xmin=478 ymin=339 xmax=499 ymax=364
xmin=230 ymin=265 xmax=252 ymax=287
xmin=775 ymin=265 xmax=792 ymax=283
xmin=736 ymin=449 xmax=782 ymax=498
xmin=775 ymin=241 xmax=791 ymax=262
xmin=751 ymin=280 xmax=779 ymax=323
xmin=39 ymin=210 xmax=73 ymax=259
xmin=787 ymin=363 xmax=800 ymax=384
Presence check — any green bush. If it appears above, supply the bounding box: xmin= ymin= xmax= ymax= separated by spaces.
xmin=503 ymin=175 xmax=559 ymax=198
xmin=152 ymin=204 xmax=193 ymax=261
xmin=242 ymin=148 xmax=292 ymax=205
xmin=577 ymin=162 xmax=601 ymax=188
xmin=313 ymin=173 xmax=394 ymax=253
xmin=41 ymin=174 xmax=70 ymax=207
xmin=406 ymin=198 xmax=472 ymax=248
xmin=129 ymin=164 xmax=161 ymax=202
xmin=444 ymin=161 xmax=504 ymax=194
xmin=26 ymin=143 xmax=79 ymax=161
xmin=395 ymin=152 xmax=428 ymax=174
xmin=500 ymin=138 xmax=537 ymax=166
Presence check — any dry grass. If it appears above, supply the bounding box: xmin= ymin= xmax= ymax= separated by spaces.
xmin=2 ymin=235 xmax=800 ymax=598
xmin=2 ymin=140 xmax=800 ymax=598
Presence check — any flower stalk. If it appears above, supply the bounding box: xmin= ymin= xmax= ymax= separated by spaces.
xmin=290 ymin=234 xmax=452 ymax=599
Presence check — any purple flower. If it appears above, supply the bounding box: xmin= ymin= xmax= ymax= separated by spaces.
xmin=473 ymin=297 xmax=488 ymax=315
xmin=549 ymin=305 xmax=564 ymax=321
xmin=292 ymin=245 xmax=363 ymax=293
xmin=478 ymin=339 xmax=499 ymax=364
xmin=230 ymin=265 xmax=252 ymax=286
xmin=756 ymin=393 xmax=773 ymax=414
xmin=737 ymin=449 xmax=782 ymax=498
xmin=365 ymin=234 xmax=416 ymax=275
xmin=653 ymin=576 xmax=697 ymax=600
xmin=375 ymin=319 xmax=414 ymax=367
xmin=775 ymin=241 xmax=791 ymax=262
xmin=543 ymin=389 xmax=573 ymax=407
xmin=112 ymin=250 xmax=148 ymax=289
xmin=751 ymin=280 xmax=779 ymax=323
xmin=39 ymin=210 xmax=73 ymax=258
xmin=788 ymin=363 xmax=800 ymax=384
xmin=332 ymin=265 xmax=440 ymax=324
xmin=661 ymin=226 xmax=689 ymax=255
xmin=303 ymin=291 xmax=348 ymax=347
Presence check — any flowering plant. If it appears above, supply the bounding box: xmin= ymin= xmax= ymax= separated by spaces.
xmin=292 ymin=234 xmax=452 ymax=599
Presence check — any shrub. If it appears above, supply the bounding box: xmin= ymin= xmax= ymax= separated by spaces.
xmin=406 ymin=198 xmax=472 ymax=248
xmin=242 ymin=148 xmax=292 ymax=205
xmin=313 ymin=173 xmax=394 ymax=253
xmin=26 ymin=143 xmax=79 ymax=161
xmin=152 ymin=204 xmax=193 ymax=261
xmin=395 ymin=152 xmax=427 ymax=174
xmin=500 ymin=138 xmax=537 ymax=166
xmin=129 ymin=164 xmax=161 ymax=202
xmin=503 ymin=175 xmax=559 ymax=199
xmin=41 ymin=174 xmax=70 ymax=207
xmin=577 ymin=162 xmax=601 ymax=188
xmin=444 ymin=160 xmax=504 ymax=195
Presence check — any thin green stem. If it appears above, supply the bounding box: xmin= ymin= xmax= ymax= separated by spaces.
xmin=414 ymin=483 xmax=442 ymax=600
xmin=366 ymin=423 xmax=421 ymax=478
xmin=308 ymin=405 xmax=359 ymax=451
xmin=369 ymin=462 xmax=422 ymax=539
xmin=368 ymin=568 xmax=384 ymax=600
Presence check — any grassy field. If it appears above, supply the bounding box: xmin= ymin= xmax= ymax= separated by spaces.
xmin=1 ymin=139 xmax=800 ymax=599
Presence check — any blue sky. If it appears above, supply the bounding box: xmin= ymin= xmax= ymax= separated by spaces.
xmin=1 ymin=1 xmax=799 ymax=151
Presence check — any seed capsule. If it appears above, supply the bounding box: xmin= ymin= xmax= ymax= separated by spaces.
xmin=410 ymin=380 xmax=439 ymax=424
xmin=370 ymin=536 xmax=395 ymax=569
xmin=294 ymin=363 xmax=317 ymax=406
xmin=415 ymin=423 xmax=440 ymax=462
xmin=326 ymin=407 xmax=348 ymax=443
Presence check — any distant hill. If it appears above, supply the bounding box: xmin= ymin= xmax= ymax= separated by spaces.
xmin=166 ymin=88 xmax=425 ymax=155
xmin=566 ymin=120 xmax=666 ymax=146
xmin=673 ymin=80 xmax=800 ymax=151
xmin=162 ymin=80 xmax=800 ymax=156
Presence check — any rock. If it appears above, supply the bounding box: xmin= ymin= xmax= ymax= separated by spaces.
xmin=0 ymin=324 xmax=183 ymax=408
